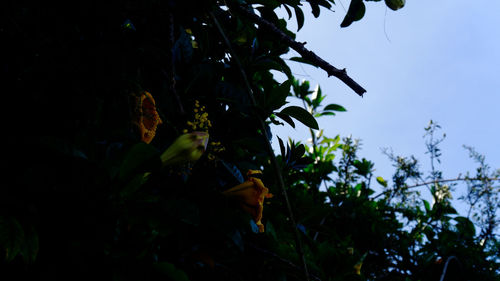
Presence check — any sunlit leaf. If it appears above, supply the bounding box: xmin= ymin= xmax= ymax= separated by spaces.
xmin=423 ymin=199 xmax=431 ymax=212
xmin=376 ymin=176 xmax=388 ymax=187
xmin=324 ymin=104 xmax=347 ymax=112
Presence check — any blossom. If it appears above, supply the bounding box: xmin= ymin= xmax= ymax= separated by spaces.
xmin=222 ymin=170 xmax=273 ymax=232
xmin=160 ymin=132 xmax=209 ymax=166
xmin=353 ymin=262 xmax=362 ymax=275
xmin=353 ymin=252 xmax=368 ymax=275
xmin=132 ymin=91 xmax=162 ymax=144
xmin=184 ymin=100 xmax=212 ymax=133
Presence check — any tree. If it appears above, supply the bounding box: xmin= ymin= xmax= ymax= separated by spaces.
xmin=2 ymin=1 xmax=498 ymax=281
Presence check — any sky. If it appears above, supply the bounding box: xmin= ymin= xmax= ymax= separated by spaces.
xmin=270 ymin=0 xmax=500 ymax=213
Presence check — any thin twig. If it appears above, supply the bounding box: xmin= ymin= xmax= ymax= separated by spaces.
xmin=406 ymin=177 xmax=499 ymax=189
xmin=371 ymin=177 xmax=500 ymax=200
xmin=209 ymin=11 xmax=311 ymax=281
xmin=230 ymin=4 xmax=366 ymax=97
xmin=167 ymin=11 xmax=185 ymax=115
xmin=313 ymin=216 xmax=327 ymax=241
xmin=439 ymin=256 xmax=459 ymax=281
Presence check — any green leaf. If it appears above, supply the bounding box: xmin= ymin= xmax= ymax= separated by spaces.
xmin=280 ymin=106 xmax=319 ymax=129
xmin=252 ymin=57 xmax=291 ymax=78
xmin=154 ymin=262 xmax=191 ymax=281
xmin=385 ymin=0 xmax=405 ymax=11
xmin=423 ymin=226 xmax=436 ymax=240
xmin=324 ymin=104 xmax=347 ymax=112
xmin=423 ymin=200 xmax=431 ymax=212
xmin=289 ymin=57 xmax=319 ymax=68
xmin=275 ymin=112 xmax=296 ymax=128
xmin=164 ymin=198 xmax=200 ymax=226
xmin=311 ymin=85 xmax=324 ymax=108
xmin=283 ymin=4 xmax=292 ymax=19
xmin=20 ymin=226 xmax=39 ymax=263
xmin=454 ymin=216 xmax=476 ymax=238
xmin=0 ymin=216 xmax=25 ymax=262
xmin=293 ymin=6 xmax=305 ymax=31
xmin=317 ymin=0 xmax=333 ymax=9
xmin=266 ymin=80 xmax=291 ymax=111
xmin=354 ymin=159 xmax=373 ymax=176
xmin=118 ymin=143 xmax=161 ymax=180
xmin=294 ymin=144 xmax=306 ymax=159
xmin=292 ymin=79 xmax=311 ymax=99
xmin=309 ymin=1 xmax=320 ymax=17
xmin=277 ymin=136 xmax=286 ymax=157
xmin=316 ymin=112 xmax=336 ymax=117
xmin=120 ymin=173 xmax=150 ymax=198
xmin=442 ymin=205 xmax=457 ymax=215
xmin=376 ymin=176 xmax=388 ymax=187
xmin=266 ymin=221 xmax=278 ymax=241
xmin=340 ymin=0 xmax=366 ymax=28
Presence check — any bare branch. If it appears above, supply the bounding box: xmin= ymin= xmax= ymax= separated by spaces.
xmin=231 ymin=5 xmax=367 ymax=97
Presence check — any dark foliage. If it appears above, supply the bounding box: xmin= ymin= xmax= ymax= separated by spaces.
xmin=1 ymin=1 xmax=498 ymax=281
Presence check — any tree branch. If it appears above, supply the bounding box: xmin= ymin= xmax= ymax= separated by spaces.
xmin=231 ymin=5 xmax=367 ymax=97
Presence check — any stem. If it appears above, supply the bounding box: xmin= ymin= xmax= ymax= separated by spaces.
xmin=167 ymin=11 xmax=185 ymax=115
xmin=231 ymin=4 xmax=366 ymax=97
xmin=302 ymin=100 xmax=318 ymax=155
xmin=210 ymin=11 xmax=311 ymax=281
xmin=439 ymin=256 xmax=459 ymax=281
xmin=313 ymin=216 xmax=327 ymax=241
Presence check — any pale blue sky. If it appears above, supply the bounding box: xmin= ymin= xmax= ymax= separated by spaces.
xmin=271 ymin=1 xmax=500 ymax=211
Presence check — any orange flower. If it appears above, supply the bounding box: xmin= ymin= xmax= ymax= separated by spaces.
xmin=353 ymin=262 xmax=362 ymax=275
xmin=353 ymin=252 xmax=368 ymax=275
xmin=132 ymin=91 xmax=162 ymax=144
xmin=222 ymin=170 xmax=273 ymax=233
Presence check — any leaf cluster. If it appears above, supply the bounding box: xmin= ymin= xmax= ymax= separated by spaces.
xmin=1 ymin=1 xmax=497 ymax=281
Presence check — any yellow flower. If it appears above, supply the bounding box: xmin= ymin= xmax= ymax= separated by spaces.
xmin=160 ymin=132 xmax=209 ymax=166
xmin=353 ymin=252 xmax=368 ymax=275
xmin=132 ymin=91 xmax=162 ymax=144
xmin=222 ymin=170 xmax=273 ymax=233
xmin=353 ymin=262 xmax=362 ymax=275
xmin=185 ymin=100 xmax=211 ymax=132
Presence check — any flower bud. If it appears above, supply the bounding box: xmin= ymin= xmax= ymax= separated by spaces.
xmin=160 ymin=132 xmax=209 ymax=166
